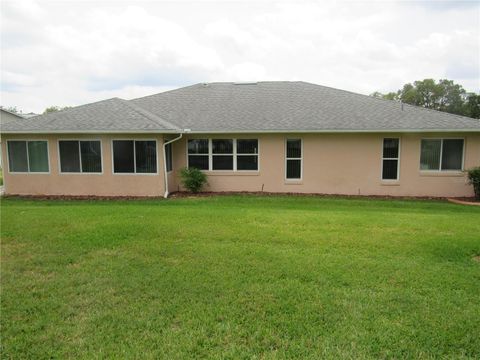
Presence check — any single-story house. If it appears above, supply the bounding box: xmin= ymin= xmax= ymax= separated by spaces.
xmin=1 ymin=81 xmax=479 ymax=198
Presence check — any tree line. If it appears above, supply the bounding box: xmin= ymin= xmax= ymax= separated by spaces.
xmin=371 ymin=79 xmax=479 ymax=119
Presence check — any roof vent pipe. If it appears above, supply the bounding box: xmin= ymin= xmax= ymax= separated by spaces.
xmin=401 ymin=101 xmax=404 ymax=111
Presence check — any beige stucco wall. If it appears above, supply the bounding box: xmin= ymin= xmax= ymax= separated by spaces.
xmin=1 ymin=134 xmax=166 ymax=196
xmin=1 ymin=132 xmax=479 ymax=197
xmin=169 ymin=133 xmax=480 ymax=197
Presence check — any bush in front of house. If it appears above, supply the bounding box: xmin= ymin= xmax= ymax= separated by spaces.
xmin=467 ymin=167 xmax=480 ymax=200
xmin=180 ymin=167 xmax=208 ymax=193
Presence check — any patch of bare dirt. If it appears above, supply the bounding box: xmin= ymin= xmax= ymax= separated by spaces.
xmin=473 ymin=255 xmax=480 ymax=263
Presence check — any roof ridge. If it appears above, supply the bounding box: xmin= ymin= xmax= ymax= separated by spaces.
xmin=119 ymin=98 xmax=180 ymax=130
xmin=130 ymin=83 xmax=201 ymax=102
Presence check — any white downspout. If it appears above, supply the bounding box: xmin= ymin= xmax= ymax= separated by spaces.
xmin=163 ymin=133 xmax=183 ymax=198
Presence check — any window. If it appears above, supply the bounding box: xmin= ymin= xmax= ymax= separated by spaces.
xmin=420 ymin=139 xmax=464 ymax=171
xmin=165 ymin=143 xmax=173 ymax=172
xmin=237 ymin=139 xmax=258 ymax=170
xmin=187 ymin=139 xmax=259 ymax=171
xmin=212 ymin=139 xmax=233 ymax=170
xmin=113 ymin=140 xmax=157 ymax=174
xmin=7 ymin=140 xmax=49 ymax=173
xmin=187 ymin=139 xmax=209 ymax=170
xmin=382 ymin=138 xmax=400 ymax=180
xmin=286 ymin=139 xmax=302 ymax=180
xmin=59 ymin=140 xmax=102 ymax=173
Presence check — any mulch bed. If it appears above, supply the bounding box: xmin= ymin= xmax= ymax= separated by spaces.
xmin=1 ymin=191 xmax=453 ymax=202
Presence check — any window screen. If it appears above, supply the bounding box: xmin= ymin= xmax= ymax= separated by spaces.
xmin=60 ymin=140 xmax=101 ymax=173
xmin=165 ymin=143 xmax=173 ymax=172
xmin=212 ymin=139 xmax=233 ymax=170
xmin=59 ymin=141 xmax=81 ymax=172
xmin=188 ymin=139 xmax=209 ymax=170
xmin=382 ymin=138 xmax=399 ymax=180
xmin=8 ymin=141 xmax=29 ymax=172
xmin=420 ymin=139 xmax=463 ymax=171
xmin=135 ymin=141 xmax=157 ymax=173
xmin=441 ymin=139 xmax=463 ymax=170
xmin=237 ymin=139 xmax=258 ymax=170
xmin=286 ymin=139 xmax=302 ymax=179
xmin=8 ymin=140 xmax=49 ymax=173
xmin=80 ymin=141 xmax=102 ymax=173
xmin=113 ymin=140 xmax=135 ymax=173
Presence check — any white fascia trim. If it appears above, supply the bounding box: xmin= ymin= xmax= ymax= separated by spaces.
xmin=2 ymin=128 xmax=479 ymax=135
xmin=1 ymin=129 xmax=181 ymax=134
xmin=176 ymin=129 xmax=480 ymax=134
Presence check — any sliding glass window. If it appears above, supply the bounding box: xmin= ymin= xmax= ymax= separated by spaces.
xmin=59 ymin=140 xmax=102 ymax=173
xmin=113 ymin=140 xmax=157 ymax=174
xmin=7 ymin=140 xmax=49 ymax=173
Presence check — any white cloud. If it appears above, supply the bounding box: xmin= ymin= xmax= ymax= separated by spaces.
xmin=1 ymin=0 xmax=478 ymax=113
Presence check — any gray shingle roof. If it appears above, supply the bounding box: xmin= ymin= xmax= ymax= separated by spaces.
xmin=1 ymin=98 xmax=179 ymax=133
xmin=2 ymin=82 xmax=479 ymax=134
xmin=131 ymin=82 xmax=480 ymax=132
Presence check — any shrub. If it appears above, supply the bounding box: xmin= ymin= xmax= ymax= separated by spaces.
xmin=180 ymin=167 xmax=207 ymax=193
xmin=467 ymin=167 xmax=480 ymax=200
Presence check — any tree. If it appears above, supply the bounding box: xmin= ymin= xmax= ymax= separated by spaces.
xmin=43 ymin=106 xmax=71 ymax=114
xmin=371 ymin=79 xmax=479 ymax=118
xmin=464 ymin=93 xmax=480 ymax=119
xmin=1 ymin=106 xmax=21 ymax=114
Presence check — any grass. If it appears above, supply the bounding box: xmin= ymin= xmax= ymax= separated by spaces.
xmin=1 ymin=195 xmax=480 ymax=358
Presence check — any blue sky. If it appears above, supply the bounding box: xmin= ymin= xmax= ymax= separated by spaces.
xmin=1 ymin=0 xmax=479 ymax=113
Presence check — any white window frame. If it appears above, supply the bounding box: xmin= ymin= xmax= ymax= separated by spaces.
xmin=58 ymin=139 xmax=103 ymax=175
xmin=285 ymin=138 xmax=303 ymax=181
xmin=236 ymin=139 xmax=259 ymax=172
xmin=419 ymin=137 xmax=465 ymax=172
xmin=111 ymin=139 xmax=159 ymax=175
xmin=6 ymin=139 xmax=50 ymax=174
xmin=211 ymin=139 xmax=235 ymax=171
xmin=381 ymin=138 xmax=401 ymax=181
xmin=186 ymin=138 xmax=260 ymax=172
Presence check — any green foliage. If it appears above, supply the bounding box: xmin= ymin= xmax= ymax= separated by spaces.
xmin=1 ymin=106 xmax=21 ymax=114
xmin=371 ymin=79 xmax=479 ymax=118
xmin=180 ymin=167 xmax=208 ymax=192
xmin=467 ymin=167 xmax=480 ymax=200
xmin=43 ymin=106 xmax=72 ymax=114
xmin=1 ymin=196 xmax=480 ymax=358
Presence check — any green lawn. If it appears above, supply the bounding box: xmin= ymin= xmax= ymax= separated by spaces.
xmin=1 ymin=196 xmax=480 ymax=358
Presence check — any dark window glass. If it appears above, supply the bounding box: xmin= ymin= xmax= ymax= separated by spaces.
xmin=27 ymin=141 xmax=49 ymax=172
xmin=383 ymin=138 xmax=399 ymax=158
xmin=80 ymin=141 xmax=102 ymax=173
xmin=237 ymin=139 xmax=258 ymax=154
xmin=237 ymin=155 xmax=258 ymax=170
xmin=212 ymin=155 xmax=233 ymax=170
xmin=212 ymin=139 xmax=233 ymax=154
xmin=113 ymin=140 xmax=134 ymax=173
xmin=420 ymin=139 xmax=441 ymax=170
xmin=165 ymin=143 xmax=173 ymax=172
xmin=286 ymin=159 xmax=301 ymax=179
xmin=441 ymin=139 xmax=463 ymax=170
xmin=286 ymin=139 xmax=301 ymax=158
xmin=7 ymin=141 xmax=28 ymax=172
xmin=188 ymin=155 xmax=209 ymax=170
xmin=382 ymin=160 xmax=398 ymax=180
xmin=59 ymin=141 xmax=81 ymax=172
xmin=135 ymin=141 xmax=157 ymax=173
xmin=188 ymin=139 xmax=208 ymax=154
